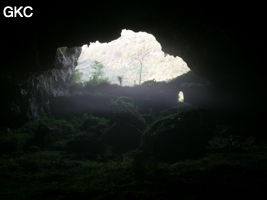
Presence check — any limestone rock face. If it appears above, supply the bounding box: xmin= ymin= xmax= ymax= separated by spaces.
xmin=9 ymin=47 xmax=81 ymax=121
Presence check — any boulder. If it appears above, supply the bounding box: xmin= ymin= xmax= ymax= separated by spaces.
xmin=142 ymin=110 xmax=214 ymax=161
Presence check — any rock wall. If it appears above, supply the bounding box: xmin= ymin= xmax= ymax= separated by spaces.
xmin=4 ymin=47 xmax=81 ymax=125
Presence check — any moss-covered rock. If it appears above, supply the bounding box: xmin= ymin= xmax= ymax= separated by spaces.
xmin=142 ymin=110 xmax=214 ymax=161
xmin=111 ymin=96 xmax=146 ymax=129
xmin=80 ymin=115 xmax=110 ymax=135
xmin=65 ymin=134 xmax=105 ymax=159
xmin=102 ymin=123 xmax=142 ymax=154
xmin=100 ymin=97 xmax=146 ymax=154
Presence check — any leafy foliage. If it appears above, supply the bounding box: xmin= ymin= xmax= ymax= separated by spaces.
xmin=88 ymin=61 xmax=110 ymax=85
xmin=1 ymin=144 xmax=267 ymax=200
xmin=117 ymin=75 xmax=123 ymax=86
xmin=0 ymin=80 xmax=265 ymax=200
xmin=143 ymin=111 xmax=214 ymax=161
xmin=71 ymin=69 xmax=83 ymax=84
xmin=0 ymin=130 xmax=30 ymax=154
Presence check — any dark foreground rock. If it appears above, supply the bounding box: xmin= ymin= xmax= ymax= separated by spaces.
xmin=143 ymin=110 xmax=214 ymax=161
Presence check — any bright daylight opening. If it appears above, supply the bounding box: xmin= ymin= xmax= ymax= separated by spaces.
xmin=75 ymin=29 xmax=190 ymax=86
xmin=178 ymin=91 xmax=185 ymax=103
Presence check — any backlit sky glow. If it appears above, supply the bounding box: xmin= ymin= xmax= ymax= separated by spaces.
xmin=76 ymin=29 xmax=190 ymax=86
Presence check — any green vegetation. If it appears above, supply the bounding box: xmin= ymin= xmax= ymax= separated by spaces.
xmin=1 ymin=80 xmax=266 ymax=199
xmin=88 ymin=61 xmax=110 ymax=85
xmin=72 ymin=61 xmax=110 ymax=86
xmin=117 ymin=75 xmax=123 ymax=86
xmin=71 ymin=69 xmax=83 ymax=84
xmin=0 ymin=142 xmax=266 ymax=200
xmin=111 ymin=96 xmax=146 ymax=128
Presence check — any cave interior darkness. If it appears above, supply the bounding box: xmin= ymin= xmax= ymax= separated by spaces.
xmin=1 ymin=3 xmax=265 ymax=90
xmin=0 ymin=2 xmax=266 ymax=199
xmin=1 ymin=2 xmax=265 ymax=120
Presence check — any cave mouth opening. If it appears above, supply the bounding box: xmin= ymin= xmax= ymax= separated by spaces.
xmin=74 ymin=29 xmax=190 ymax=86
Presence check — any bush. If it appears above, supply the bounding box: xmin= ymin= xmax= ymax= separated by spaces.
xmin=65 ymin=134 xmax=106 ymax=159
xmin=0 ymin=130 xmax=30 ymax=154
xmin=141 ymin=79 xmax=158 ymax=88
xmin=24 ymin=117 xmax=76 ymax=150
xmin=142 ymin=110 xmax=214 ymax=162
xmin=71 ymin=69 xmax=83 ymax=84
xmin=208 ymin=135 xmax=255 ymax=152
xmin=99 ymin=97 xmax=146 ymax=154
xmin=102 ymin=123 xmax=142 ymax=154
xmin=111 ymin=96 xmax=146 ymax=128
xmin=80 ymin=115 xmax=110 ymax=135
xmin=16 ymin=116 xmax=81 ymax=150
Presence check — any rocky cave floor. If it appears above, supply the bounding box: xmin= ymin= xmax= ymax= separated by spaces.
xmin=0 ymin=83 xmax=266 ymax=200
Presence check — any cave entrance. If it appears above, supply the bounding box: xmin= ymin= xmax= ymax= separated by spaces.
xmin=74 ymin=29 xmax=190 ymax=86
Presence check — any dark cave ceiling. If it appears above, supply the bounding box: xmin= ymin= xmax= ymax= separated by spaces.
xmin=0 ymin=2 xmax=265 ymax=92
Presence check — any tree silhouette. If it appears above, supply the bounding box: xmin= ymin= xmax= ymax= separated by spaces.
xmin=130 ymin=46 xmax=152 ymax=85
xmin=117 ymin=76 xmax=123 ymax=86
xmin=89 ymin=61 xmax=109 ymax=84
xmin=90 ymin=61 xmax=105 ymax=81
